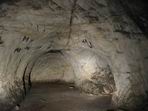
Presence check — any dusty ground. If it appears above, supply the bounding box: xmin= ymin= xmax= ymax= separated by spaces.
xmin=12 ymin=83 xmax=113 ymax=111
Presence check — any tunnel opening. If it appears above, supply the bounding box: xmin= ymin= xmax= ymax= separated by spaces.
xmin=11 ymin=50 xmax=117 ymax=111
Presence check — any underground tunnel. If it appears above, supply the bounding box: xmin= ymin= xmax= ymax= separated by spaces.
xmin=0 ymin=0 xmax=148 ymax=111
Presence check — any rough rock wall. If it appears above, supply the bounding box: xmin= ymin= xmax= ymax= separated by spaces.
xmin=118 ymin=0 xmax=148 ymax=37
xmin=0 ymin=0 xmax=148 ymax=110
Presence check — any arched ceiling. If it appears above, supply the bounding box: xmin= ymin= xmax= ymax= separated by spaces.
xmin=0 ymin=0 xmax=148 ymax=111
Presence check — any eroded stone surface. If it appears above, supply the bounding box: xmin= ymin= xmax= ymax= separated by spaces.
xmin=0 ymin=0 xmax=147 ymax=111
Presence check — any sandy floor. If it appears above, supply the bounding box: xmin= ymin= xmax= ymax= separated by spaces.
xmin=12 ymin=83 xmax=113 ymax=111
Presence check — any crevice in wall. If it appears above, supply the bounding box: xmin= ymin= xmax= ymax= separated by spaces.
xmin=46 ymin=49 xmax=62 ymax=54
xmin=66 ymin=0 xmax=77 ymax=45
xmin=22 ymin=64 xmax=28 ymax=96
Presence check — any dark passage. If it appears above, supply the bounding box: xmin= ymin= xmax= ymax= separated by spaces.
xmin=12 ymin=83 xmax=112 ymax=111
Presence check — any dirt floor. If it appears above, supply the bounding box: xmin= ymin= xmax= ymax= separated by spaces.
xmin=12 ymin=83 xmax=113 ymax=111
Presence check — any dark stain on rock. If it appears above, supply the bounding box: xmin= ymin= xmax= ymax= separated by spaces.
xmin=82 ymin=39 xmax=93 ymax=48
xmin=24 ymin=46 xmax=30 ymax=50
xmin=0 ymin=36 xmax=4 ymax=44
xmin=47 ymin=49 xmax=62 ymax=54
xmin=22 ymin=36 xmax=30 ymax=42
xmin=14 ymin=48 xmax=21 ymax=53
